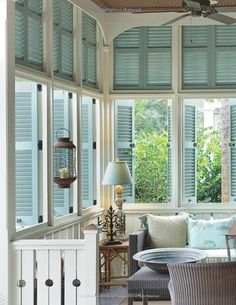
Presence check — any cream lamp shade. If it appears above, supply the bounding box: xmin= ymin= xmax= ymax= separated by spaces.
xmin=102 ymin=161 xmax=133 ymax=185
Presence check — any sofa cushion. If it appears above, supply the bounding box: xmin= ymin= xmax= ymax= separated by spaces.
xmin=188 ymin=217 xmax=236 ymax=249
xmin=146 ymin=214 xmax=188 ymax=248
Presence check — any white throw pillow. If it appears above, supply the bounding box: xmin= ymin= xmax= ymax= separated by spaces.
xmin=147 ymin=214 xmax=188 ymax=248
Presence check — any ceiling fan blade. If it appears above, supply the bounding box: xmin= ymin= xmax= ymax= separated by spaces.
xmin=206 ymin=13 xmax=236 ymax=24
xmin=162 ymin=13 xmax=190 ymax=26
xmin=217 ymin=7 xmax=236 ymax=13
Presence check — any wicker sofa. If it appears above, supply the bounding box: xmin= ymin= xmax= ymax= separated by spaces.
xmin=128 ymin=213 xmax=236 ymax=276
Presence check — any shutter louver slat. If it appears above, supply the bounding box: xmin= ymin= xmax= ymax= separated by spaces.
xmin=15 ymin=0 xmax=43 ymax=69
xmin=147 ymin=27 xmax=171 ymax=47
xmin=230 ymin=104 xmax=236 ymax=199
xmin=115 ymin=101 xmax=135 ymax=202
xmin=61 ymin=0 xmax=73 ymax=32
xmin=115 ymin=53 xmax=139 ymax=87
xmin=216 ymin=25 xmax=236 ymax=46
xmin=81 ymin=98 xmax=93 ymax=208
xmin=15 ymin=10 xmax=25 ymax=60
xmin=15 ymin=84 xmax=38 ymax=226
xmin=183 ymin=51 xmax=208 ymax=85
xmin=167 ymin=104 xmax=172 ymax=201
xmin=82 ymin=13 xmax=97 ymax=88
xmin=147 ymin=52 xmax=171 ymax=85
xmin=53 ymin=27 xmax=60 ymax=72
xmin=184 ymin=104 xmax=197 ymax=203
xmin=61 ymin=33 xmax=73 ymax=76
xmin=183 ymin=26 xmax=208 ymax=47
xmin=115 ymin=28 xmax=140 ymax=48
xmin=28 ymin=0 xmax=42 ymax=14
xmin=216 ymin=51 xmax=236 ymax=84
xmin=28 ymin=17 xmax=43 ymax=66
xmin=53 ymin=0 xmax=73 ymax=79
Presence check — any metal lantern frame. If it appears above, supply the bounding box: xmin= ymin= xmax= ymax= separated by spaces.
xmin=54 ymin=128 xmax=77 ymax=188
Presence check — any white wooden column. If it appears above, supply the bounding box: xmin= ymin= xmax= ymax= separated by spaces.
xmin=0 ymin=0 xmax=15 ymax=304
xmin=81 ymin=225 xmax=99 ymax=305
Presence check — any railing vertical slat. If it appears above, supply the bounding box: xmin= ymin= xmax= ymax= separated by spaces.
xmin=49 ymin=250 xmax=61 ymax=305
xmin=21 ymin=250 xmax=34 ymax=305
xmin=64 ymin=250 xmax=77 ymax=305
xmin=37 ymin=250 xmax=49 ymax=305
xmin=76 ymin=250 xmax=86 ymax=305
xmin=12 ymin=250 xmax=21 ymax=305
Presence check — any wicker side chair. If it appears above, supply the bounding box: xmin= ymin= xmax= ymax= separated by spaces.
xmin=168 ymin=262 xmax=236 ymax=305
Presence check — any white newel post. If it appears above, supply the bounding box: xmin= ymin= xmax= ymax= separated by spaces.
xmin=0 ymin=1 xmax=15 ymax=305
xmin=80 ymin=225 xmax=99 ymax=305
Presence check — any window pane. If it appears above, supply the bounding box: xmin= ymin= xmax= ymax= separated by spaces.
xmin=183 ymin=98 xmax=236 ymax=204
xmin=115 ymin=99 xmax=171 ymax=203
xmin=53 ymin=89 xmax=71 ymax=218
xmin=15 ymin=78 xmax=39 ymax=229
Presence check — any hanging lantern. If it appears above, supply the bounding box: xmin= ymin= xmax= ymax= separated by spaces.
xmin=54 ymin=128 xmax=77 ymax=188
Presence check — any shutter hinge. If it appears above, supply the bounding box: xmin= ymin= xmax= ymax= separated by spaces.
xmin=93 ymin=142 xmax=96 ymax=149
xmin=37 ymin=84 xmax=42 ymax=92
xmin=130 ymin=143 xmax=135 ymax=148
xmin=38 ymin=140 xmax=43 ymax=151
xmin=38 ymin=215 xmax=43 ymax=223
xmin=68 ymin=92 xmax=73 ymax=99
xmin=93 ymin=200 xmax=97 ymax=206
xmin=69 ymin=207 xmax=73 ymax=213
xmin=92 ymin=98 xmax=96 ymax=105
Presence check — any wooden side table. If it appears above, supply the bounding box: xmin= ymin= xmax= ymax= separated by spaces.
xmin=99 ymin=240 xmax=129 ymax=288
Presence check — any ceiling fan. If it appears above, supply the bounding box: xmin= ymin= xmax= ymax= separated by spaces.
xmin=163 ymin=0 xmax=236 ymax=25
xmin=134 ymin=0 xmax=236 ymax=25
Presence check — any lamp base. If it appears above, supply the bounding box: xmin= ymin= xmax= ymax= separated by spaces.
xmin=103 ymin=239 xmax=122 ymax=245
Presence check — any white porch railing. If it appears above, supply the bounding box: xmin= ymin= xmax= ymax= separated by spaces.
xmin=11 ymin=226 xmax=99 ymax=305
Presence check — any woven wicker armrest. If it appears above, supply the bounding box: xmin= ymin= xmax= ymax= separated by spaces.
xmin=129 ymin=228 xmax=148 ymax=275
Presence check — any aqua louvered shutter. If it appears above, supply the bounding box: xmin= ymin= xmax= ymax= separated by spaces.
xmin=182 ymin=26 xmax=209 ymax=89
xmin=114 ymin=28 xmax=140 ymax=89
xmin=230 ymin=102 xmax=236 ymax=201
xmin=215 ymin=26 xmax=236 ymax=86
xmin=147 ymin=27 xmax=172 ymax=88
xmin=81 ymin=97 xmax=93 ymax=208
xmin=53 ymin=90 xmax=70 ymax=216
xmin=115 ymin=100 xmax=135 ymax=202
xmin=114 ymin=26 xmax=172 ymax=90
xmin=82 ymin=13 xmax=97 ymax=87
xmin=53 ymin=0 xmax=73 ymax=79
xmin=167 ymin=103 xmax=172 ymax=202
xmin=183 ymin=103 xmax=197 ymax=203
xmin=15 ymin=82 xmax=38 ymax=226
xmin=15 ymin=0 xmax=43 ymax=69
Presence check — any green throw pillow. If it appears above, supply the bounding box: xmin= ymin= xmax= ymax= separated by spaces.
xmin=188 ymin=217 xmax=236 ymax=249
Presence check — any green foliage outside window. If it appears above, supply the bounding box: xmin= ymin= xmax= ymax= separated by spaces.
xmin=134 ymin=100 xmax=222 ymax=204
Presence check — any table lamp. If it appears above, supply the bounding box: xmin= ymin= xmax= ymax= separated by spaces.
xmin=102 ymin=160 xmax=133 ymax=213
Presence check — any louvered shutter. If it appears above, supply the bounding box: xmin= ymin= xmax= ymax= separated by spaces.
xmin=81 ymin=97 xmax=93 ymax=208
xmin=147 ymin=27 xmax=172 ymax=87
xmin=15 ymin=0 xmax=43 ymax=69
xmin=215 ymin=26 xmax=236 ymax=86
xmin=230 ymin=102 xmax=236 ymax=201
xmin=183 ymin=103 xmax=197 ymax=203
xmin=115 ymin=100 xmax=135 ymax=202
xmin=114 ymin=28 xmax=140 ymax=89
xmin=15 ymin=82 xmax=38 ymax=226
xmin=53 ymin=0 xmax=73 ymax=79
xmin=82 ymin=13 xmax=97 ymax=87
xmin=167 ymin=103 xmax=172 ymax=202
xmin=182 ymin=26 xmax=209 ymax=88
xmin=53 ymin=90 xmax=70 ymax=217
